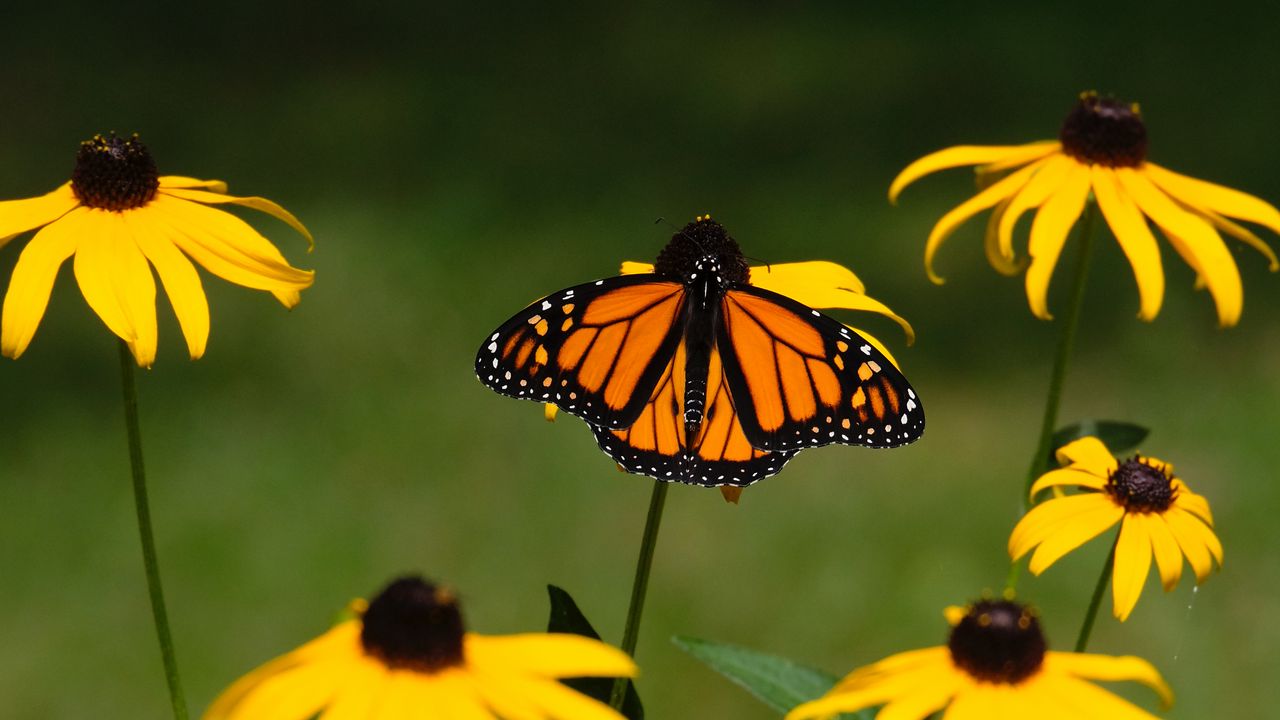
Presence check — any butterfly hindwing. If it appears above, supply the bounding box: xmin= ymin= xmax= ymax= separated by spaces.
xmin=717 ymin=285 xmax=924 ymax=452
xmin=592 ymin=341 xmax=797 ymax=487
xmin=476 ymin=275 xmax=687 ymax=429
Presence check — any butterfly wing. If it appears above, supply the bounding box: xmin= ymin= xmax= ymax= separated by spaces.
xmin=593 ymin=340 xmax=797 ymax=486
xmin=717 ymin=285 xmax=924 ymax=452
xmin=476 ymin=275 xmax=687 ymax=429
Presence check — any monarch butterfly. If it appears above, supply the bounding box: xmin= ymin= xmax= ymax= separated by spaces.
xmin=475 ymin=217 xmax=924 ymax=487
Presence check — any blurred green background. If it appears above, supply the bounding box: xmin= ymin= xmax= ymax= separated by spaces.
xmin=1 ymin=2 xmax=1278 ymax=717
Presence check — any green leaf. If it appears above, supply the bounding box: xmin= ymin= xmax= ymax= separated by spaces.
xmin=1051 ymin=420 xmax=1149 ymax=460
xmin=546 ymin=585 xmax=643 ymax=719
xmin=673 ymin=636 xmax=876 ymax=719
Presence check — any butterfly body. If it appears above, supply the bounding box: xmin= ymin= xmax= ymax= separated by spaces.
xmin=476 ymin=218 xmax=924 ymax=487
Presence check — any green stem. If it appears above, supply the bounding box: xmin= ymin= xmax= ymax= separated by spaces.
xmin=1006 ymin=201 xmax=1099 ymax=595
xmin=119 ymin=341 xmax=189 ymax=720
xmin=609 ymin=480 xmax=670 ymax=710
xmin=1075 ymin=531 xmax=1118 ymax=652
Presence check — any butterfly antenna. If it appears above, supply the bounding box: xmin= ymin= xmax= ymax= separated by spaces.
xmin=743 ymin=254 xmax=773 ymax=272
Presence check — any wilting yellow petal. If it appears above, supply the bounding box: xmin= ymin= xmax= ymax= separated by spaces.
xmin=126 ymin=211 xmax=210 ymax=360
xmin=0 ymin=183 xmax=80 ymax=245
xmin=1144 ymin=162 xmax=1280 ymax=237
xmin=1 ymin=208 xmax=87 ymax=359
xmin=620 ymin=260 xmax=653 ymax=275
xmin=1141 ymin=513 xmax=1184 ymax=591
xmin=1046 ymin=652 xmax=1173 ymax=708
xmin=465 ymin=633 xmax=637 ymax=678
xmin=1118 ymin=168 xmax=1242 ymax=326
xmin=924 ymin=159 xmax=1047 ymax=284
xmin=984 ymin=196 xmax=1025 ymax=276
xmin=1029 ymin=468 xmax=1108 ymax=496
xmin=1184 ymin=203 xmax=1279 ymax=270
xmin=1112 ymin=514 xmax=1153 ymax=621
xmin=107 ymin=213 xmax=159 ymax=367
xmin=1054 ymin=437 xmax=1118 ymax=477
xmin=1027 ymin=502 xmax=1123 ymax=574
xmin=1024 ymin=162 xmax=1091 ymax=320
xmin=1009 ymin=492 xmax=1116 ymax=561
xmin=73 ymin=212 xmax=147 ymax=350
xmin=889 ymin=143 xmax=1057 ymax=203
xmin=160 ymin=186 xmax=314 ymax=250
xmin=997 ymin=154 xmax=1074 ymax=263
xmin=1164 ymin=507 xmax=1215 ymax=583
xmin=158 ymin=176 xmax=229 ymax=194
xmin=1092 ymin=167 xmax=1164 ymax=321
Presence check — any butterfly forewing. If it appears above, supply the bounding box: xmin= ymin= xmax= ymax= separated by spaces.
xmin=717 ymin=285 xmax=924 ymax=452
xmin=476 ymin=275 xmax=687 ymax=429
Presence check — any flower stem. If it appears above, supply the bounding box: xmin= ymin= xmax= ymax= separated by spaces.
xmin=119 ymin=341 xmax=189 ymax=720
xmin=1006 ymin=201 xmax=1099 ymax=595
xmin=609 ymin=479 xmax=670 ymax=710
xmin=1075 ymin=531 xmax=1118 ymax=653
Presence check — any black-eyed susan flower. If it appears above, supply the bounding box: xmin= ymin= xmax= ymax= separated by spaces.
xmin=890 ymin=92 xmax=1280 ymax=326
xmin=786 ymin=599 xmax=1172 ymax=720
xmin=0 ymin=133 xmax=314 ymax=367
xmin=1009 ymin=437 xmax=1222 ymax=621
xmin=204 ymin=576 xmax=638 ymax=720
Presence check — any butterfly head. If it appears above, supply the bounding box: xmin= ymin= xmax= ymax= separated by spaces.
xmin=654 ymin=215 xmax=750 ymax=289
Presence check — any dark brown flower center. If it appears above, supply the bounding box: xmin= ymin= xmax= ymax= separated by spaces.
xmin=1106 ymin=457 xmax=1176 ymax=513
xmin=1059 ymin=92 xmax=1148 ymax=168
xmin=947 ymin=600 xmax=1046 ymax=684
xmin=360 ymin=576 xmax=465 ymax=672
xmin=70 ymin=133 xmax=159 ymax=211
xmin=653 ymin=215 xmax=750 ymax=286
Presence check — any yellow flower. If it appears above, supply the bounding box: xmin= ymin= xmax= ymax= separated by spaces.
xmin=205 ymin=576 xmax=638 ymax=720
xmin=0 ymin=133 xmax=314 ymax=366
xmin=1009 ymin=437 xmax=1222 ymax=621
xmin=890 ymin=91 xmax=1280 ymax=326
xmin=787 ymin=599 xmax=1172 ymax=720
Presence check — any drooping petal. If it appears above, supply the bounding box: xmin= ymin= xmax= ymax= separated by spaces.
xmin=1092 ymin=166 xmax=1164 ymax=320
xmin=977 ymin=141 xmax=1063 ymax=176
xmin=1024 ymin=162 xmax=1091 ymax=320
xmin=924 ymin=159 xmax=1047 ymax=284
xmin=997 ymin=154 xmax=1075 ymax=263
xmin=1189 ymin=204 xmax=1279 ymax=270
xmin=73 ymin=210 xmax=159 ymax=362
xmin=159 ymin=186 xmax=314 ymax=250
xmin=466 ymin=670 xmax=545 ymax=720
xmin=1117 ymin=168 xmax=1242 ymax=326
xmin=1008 ymin=492 xmax=1116 ymax=561
xmin=1169 ymin=506 xmax=1223 ymax=566
xmin=426 ymin=671 xmax=498 ymax=720
xmin=1054 ymin=436 xmax=1119 ymax=478
xmin=315 ymin=662 xmax=386 ymax=720
xmin=544 ymin=403 xmax=559 ymax=421
xmin=0 ymin=183 xmax=79 ymax=245
xmin=1 ymin=208 xmax=86 ymax=358
xmin=1112 ymin=513 xmax=1153 ymax=621
xmin=126 ymin=209 xmax=210 ymax=360
xmin=1028 ymin=468 xmax=1109 ymax=497
xmin=785 ymin=681 xmax=910 ymax=720
xmin=938 ymin=683 xmax=997 ymax=720
xmin=984 ymin=196 xmax=1025 ymax=275
xmin=146 ymin=195 xmax=313 ymax=302
xmin=498 ymin=674 xmax=626 ymax=720
xmin=1138 ymin=513 xmax=1184 ymax=591
xmin=210 ymin=658 xmax=347 ymax=720
xmin=112 ymin=214 xmax=160 ymax=367
xmin=1035 ymin=673 xmax=1165 ymax=719
xmin=1027 ymin=501 xmax=1124 ymax=574
xmin=1164 ymin=507 xmax=1215 ymax=583
xmin=465 ymin=633 xmax=637 ymax=679
xmin=1172 ymin=482 xmax=1214 ymax=524
xmin=750 ymin=259 xmax=866 ymax=295
xmin=876 ymin=678 xmax=961 ymax=720
xmin=620 ymin=261 xmax=653 ymax=275
xmin=889 ymin=143 xmax=1057 ymax=203
xmin=158 ymin=176 xmax=229 ymax=193
xmin=1045 ymin=652 xmax=1173 ymax=708
xmin=1144 ymin=162 xmax=1280 ymax=238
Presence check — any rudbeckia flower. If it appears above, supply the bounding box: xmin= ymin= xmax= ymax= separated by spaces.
xmin=786 ymin=599 xmax=1173 ymax=720
xmin=204 ymin=576 xmax=638 ymax=720
xmin=1009 ymin=437 xmax=1222 ymax=621
xmin=0 ymin=133 xmax=314 ymax=367
xmin=890 ymin=91 xmax=1280 ymax=326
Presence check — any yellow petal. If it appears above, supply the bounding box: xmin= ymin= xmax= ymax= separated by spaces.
xmin=544 ymin=403 xmax=559 ymax=422
xmin=73 ymin=211 xmax=159 ymax=364
xmin=1118 ymin=168 xmax=1242 ymax=327
xmin=923 ymin=159 xmax=1047 ymax=284
xmin=145 ymin=196 xmax=314 ymax=300
xmin=983 ymin=196 xmax=1025 ymax=276
xmin=158 ymin=176 xmax=229 ymax=194
xmin=315 ymin=663 xmax=385 ymax=720
xmin=620 ymin=260 xmax=653 ymax=275
xmin=1188 ymin=204 xmax=1279 ymax=270
xmin=1054 ymin=436 xmax=1118 ymax=477
xmin=997 ymin=154 xmax=1074 ymax=264
xmin=1141 ymin=513 xmax=1184 ymax=591
xmin=467 ymin=670 xmax=546 ymax=720
xmin=213 ymin=658 xmax=346 ymax=720
xmin=937 ymin=683 xmax=997 ymax=720
xmin=1024 ymin=162 xmax=1091 ymax=320
xmin=1046 ymin=651 xmax=1173 ymax=708
xmin=465 ymin=633 xmax=637 ymax=678
xmin=1172 ymin=482 xmax=1214 ymax=524
xmin=977 ymin=141 xmax=1063 ymax=176
xmin=1144 ymin=162 xmax=1280 ymax=237
xmin=748 ymin=260 xmax=866 ymax=300
xmin=1112 ymin=513 xmax=1153 ymax=621
xmin=1 ymin=208 xmax=86 ymax=359
xmin=1028 ymin=468 xmax=1108 ymax=497
xmin=848 ymin=325 xmax=900 ymax=369
xmin=832 ymin=647 xmax=949 ymax=692
xmin=1027 ymin=501 xmax=1123 ymax=574
xmin=160 ymin=186 xmax=314 ymax=250
xmin=496 ymin=674 xmax=626 ymax=720
xmin=1034 ymin=673 xmax=1167 ymax=718
xmin=427 ymin=671 xmax=498 ymax=720
xmin=1170 ymin=505 xmax=1223 ymax=566
xmin=0 ymin=183 xmax=80 ymax=245
xmin=1092 ymin=166 xmax=1164 ymax=321
xmin=889 ymin=143 xmax=1057 ymax=203
xmin=1008 ymin=492 xmax=1116 ymax=561
xmin=1163 ymin=507 xmax=1215 ymax=583
xmin=874 ymin=680 xmax=959 ymax=720
xmin=125 ymin=211 xmax=210 ymax=360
